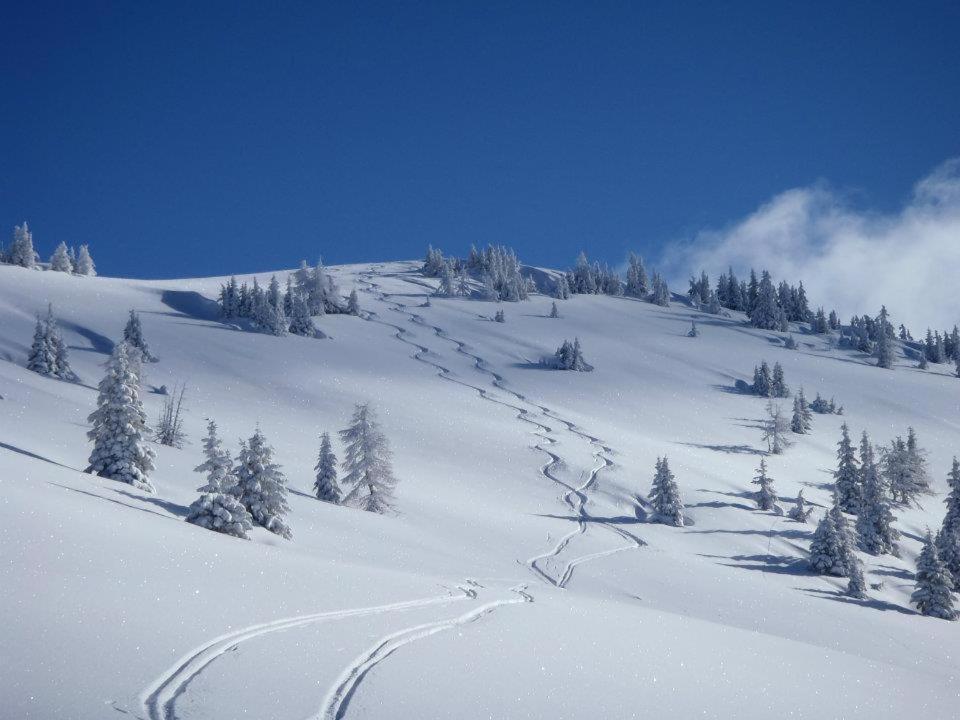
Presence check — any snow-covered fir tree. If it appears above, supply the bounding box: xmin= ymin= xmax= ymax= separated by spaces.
xmin=788 ymin=490 xmax=812 ymax=523
xmin=856 ymin=433 xmax=899 ymax=556
xmin=770 ymin=362 xmax=789 ymax=398
xmin=912 ymin=531 xmax=957 ymax=620
xmin=194 ymin=419 xmax=235 ymax=493
xmin=549 ymin=301 xmax=560 ymax=319
xmin=625 ymin=253 xmax=648 ymax=297
xmin=834 ymin=423 xmax=861 ymax=515
xmin=752 ymin=361 xmax=772 ymax=397
xmin=936 ymin=458 xmax=960 ymax=587
xmin=185 ymin=491 xmax=253 ymax=539
xmin=846 ymin=551 xmax=868 ymax=599
xmin=346 ymin=288 xmax=361 ymax=316
xmin=749 ymin=270 xmax=780 ymax=330
xmin=74 ymin=244 xmax=96 ymax=275
xmin=313 ymin=432 xmax=341 ymax=503
xmin=650 ymin=272 xmax=670 ymax=306
xmin=437 ymin=261 xmax=456 ymax=297
xmin=876 ymin=305 xmax=893 ymax=368
xmin=49 ymin=241 xmax=72 ymax=272
xmin=26 ymin=305 xmax=72 ymax=380
xmin=457 ymin=268 xmax=471 ymax=297
xmin=791 ymin=390 xmax=811 ymax=433
xmin=752 ymin=458 xmax=777 ymax=511
xmin=649 ymin=457 xmax=684 ymax=526
xmin=809 ymin=505 xmax=848 ymax=576
xmin=339 ymin=403 xmax=398 ymax=513
xmin=288 ymin=291 xmax=318 ymax=337
xmin=9 ymin=222 xmax=37 ymax=268
xmin=482 ymin=272 xmax=499 ymax=301
xmin=85 ymin=342 xmax=156 ymax=492
xmin=123 ymin=310 xmax=156 ymax=362
xmin=761 ymin=401 xmax=792 ymax=455
xmin=553 ymin=274 xmax=571 ymax=300
xmin=234 ymin=428 xmax=292 ymax=538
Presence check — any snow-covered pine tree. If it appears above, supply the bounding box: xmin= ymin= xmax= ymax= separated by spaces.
xmin=549 ymin=302 xmax=560 ymax=318
xmin=437 ymin=261 xmax=456 ymax=297
xmin=234 ymin=428 xmax=292 ymax=538
xmin=846 ymin=551 xmax=868 ymax=599
xmin=749 ymin=270 xmax=780 ymax=330
xmin=809 ymin=507 xmax=847 ymax=576
xmin=185 ymin=491 xmax=253 ymax=539
xmin=752 ymin=361 xmax=773 ymax=397
xmin=123 ymin=310 xmax=156 ymax=362
xmin=339 ymin=403 xmax=398 ymax=513
xmin=346 ymin=288 xmax=361 ymax=316
xmin=75 ymin=244 xmax=96 ymax=276
xmin=752 ymin=458 xmax=777 ymax=510
xmin=481 ymin=272 xmax=499 ymax=301
xmin=856 ymin=433 xmax=900 ymax=556
xmin=770 ymin=362 xmax=789 ymax=397
xmin=625 ymin=253 xmax=649 ymax=297
xmin=9 ymin=222 xmax=37 ymax=268
xmin=194 ymin=419 xmax=235 ymax=493
xmin=85 ymin=342 xmax=156 ymax=492
xmin=919 ymin=353 xmax=929 ymax=370
xmin=288 ymin=291 xmax=318 ymax=337
xmin=457 ymin=268 xmax=471 ymax=297
xmin=876 ymin=305 xmax=893 ymax=369
xmin=791 ymin=395 xmax=805 ymax=434
xmin=936 ymin=458 xmax=960 ymax=587
xmin=834 ymin=423 xmax=861 ymax=515
xmin=904 ymin=427 xmax=931 ymax=501
xmin=553 ymin=274 xmax=571 ymax=300
xmin=50 ymin=241 xmax=72 ymax=272
xmin=650 ymin=272 xmax=670 ymax=306
xmin=912 ymin=530 xmax=957 ymax=620
xmin=313 ymin=432 xmax=341 ymax=503
xmin=788 ymin=489 xmax=812 ymax=523
xmin=761 ymin=401 xmax=792 ymax=455
xmin=649 ymin=457 xmax=684 ymax=526
xmin=27 ymin=305 xmax=71 ymax=378
xmin=797 ymin=387 xmax=812 ymax=431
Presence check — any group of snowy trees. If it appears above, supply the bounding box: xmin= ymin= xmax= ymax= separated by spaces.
xmin=26 ymin=305 xmax=74 ymax=381
xmin=563 ymin=251 xmax=670 ymax=307
xmin=1 ymin=222 xmax=96 ymax=275
xmin=751 ymin=360 xmax=790 ymax=398
xmin=804 ymin=422 xmax=959 ymax=616
xmin=553 ymin=338 xmax=590 ymax=371
xmin=186 ymin=403 xmax=399 ymax=540
xmin=217 ymin=262 xmax=359 ymax=337
xmin=423 ymin=244 xmax=533 ymax=302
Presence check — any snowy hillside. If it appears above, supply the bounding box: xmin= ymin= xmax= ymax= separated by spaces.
xmin=2 ymin=259 xmax=959 ymax=720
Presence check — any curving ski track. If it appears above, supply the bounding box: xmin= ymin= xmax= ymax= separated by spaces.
xmin=356 ymin=268 xmax=643 ymax=590
xmin=139 ymin=587 xmax=474 ymax=720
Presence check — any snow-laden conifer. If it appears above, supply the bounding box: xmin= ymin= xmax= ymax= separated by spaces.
xmin=288 ymin=292 xmax=318 ymax=337
xmin=761 ymin=401 xmax=792 ymax=455
xmin=834 ymin=423 xmax=861 ymax=514
xmin=549 ymin=302 xmax=560 ymax=319
xmin=809 ymin=508 xmax=847 ymax=576
xmin=186 ymin=492 xmax=253 ymax=539
xmin=195 ymin=419 xmax=235 ymax=493
xmin=876 ymin=305 xmax=893 ymax=369
xmin=340 ymin=403 xmax=398 ymax=513
xmin=75 ymin=244 xmax=96 ymax=275
xmin=912 ymin=530 xmax=957 ymax=620
xmin=27 ymin=306 xmax=70 ymax=378
xmin=935 ymin=458 xmax=960 ymax=587
xmin=650 ymin=272 xmax=670 ymax=306
xmin=313 ymin=432 xmax=341 ymax=503
xmin=9 ymin=222 xmax=36 ymax=268
xmin=85 ymin=342 xmax=156 ymax=492
xmin=234 ymin=428 xmax=292 ymax=538
xmin=50 ymin=242 xmax=72 ymax=272
xmin=123 ymin=310 xmax=156 ymax=362
xmin=625 ymin=253 xmax=648 ymax=297
xmin=856 ymin=434 xmax=899 ymax=556
xmin=788 ymin=490 xmax=812 ymax=523
xmin=770 ymin=362 xmax=789 ymax=398
xmin=749 ymin=270 xmax=779 ymax=330
xmin=752 ymin=458 xmax=777 ymax=510
xmin=649 ymin=457 xmax=684 ymax=526
xmin=347 ymin=289 xmax=361 ymax=315
xmin=846 ymin=551 xmax=868 ymax=599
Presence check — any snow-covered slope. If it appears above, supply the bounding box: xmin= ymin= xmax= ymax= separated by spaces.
xmin=1 ymin=261 xmax=958 ymax=719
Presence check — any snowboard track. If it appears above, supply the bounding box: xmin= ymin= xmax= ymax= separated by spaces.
xmin=357 ymin=269 xmax=644 ymax=590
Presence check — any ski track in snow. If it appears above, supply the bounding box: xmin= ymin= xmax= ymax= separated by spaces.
xmin=139 ymin=587 xmax=474 ymax=720
xmin=356 ymin=269 xmax=644 ymax=590
xmin=313 ymin=584 xmax=533 ymax=720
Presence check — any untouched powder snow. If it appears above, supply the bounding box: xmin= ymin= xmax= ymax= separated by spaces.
xmin=1 ymin=260 xmax=959 ymax=719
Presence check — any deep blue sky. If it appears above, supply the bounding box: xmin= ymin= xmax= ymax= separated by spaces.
xmin=2 ymin=1 xmax=958 ymax=279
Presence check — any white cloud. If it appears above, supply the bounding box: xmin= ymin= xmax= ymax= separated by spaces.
xmin=659 ymin=159 xmax=960 ymax=332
